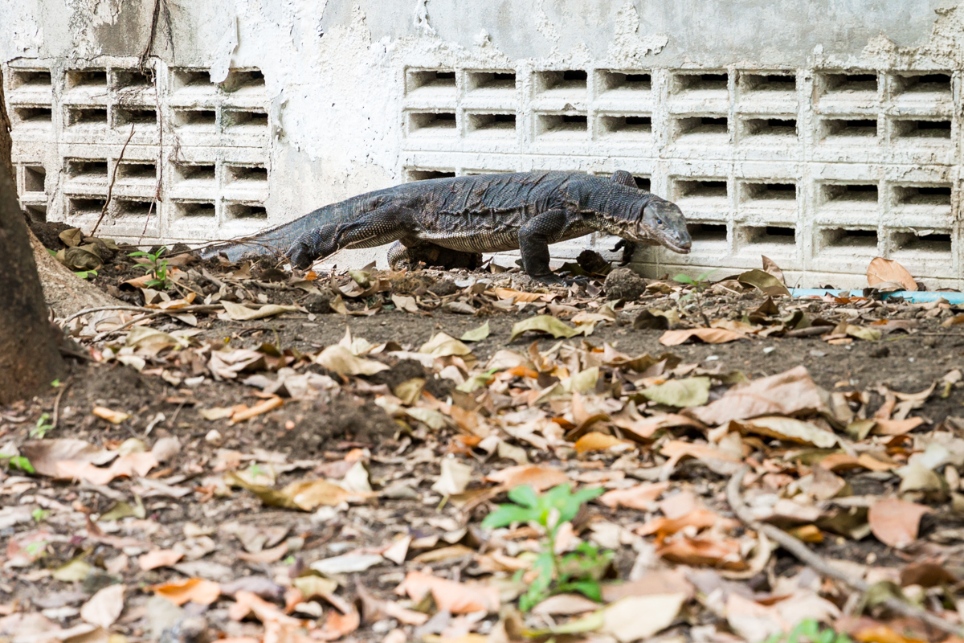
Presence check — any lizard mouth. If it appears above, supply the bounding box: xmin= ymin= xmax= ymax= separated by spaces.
xmin=661 ymin=238 xmax=692 ymax=254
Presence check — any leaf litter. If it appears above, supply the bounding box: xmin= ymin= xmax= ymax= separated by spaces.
xmin=1 ymin=252 xmax=963 ymax=642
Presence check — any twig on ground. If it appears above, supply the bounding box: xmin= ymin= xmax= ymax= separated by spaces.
xmin=51 ymin=382 xmax=71 ymax=431
xmin=726 ymin=465 xmax=963 ymax=637
xmin=90 ymin=125 xmax=136 ymax=237
xmin=60 ymin=303 xmax=221 ymax=326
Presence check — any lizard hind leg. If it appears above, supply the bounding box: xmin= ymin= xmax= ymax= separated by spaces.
xmin=388 ymin=241 xmax=482 ymax=271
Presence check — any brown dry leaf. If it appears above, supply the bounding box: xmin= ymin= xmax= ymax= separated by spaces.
xmin=657 ymin=537 xmax=747 ymax=571
xmin=80 ymin=584 xmax=125 ymax=629
xmin=138 ymin=549 xmax=184 ymax=571
xmin=659 ymin=328 xmax=744 ymax=346
xmin=317 ymin=604 xmax=361 ymax=640
xmin=600 ymin=592 xmax=688 ymax=643
xmin=732 ymin=416 xmax=838 ymax=448
xmin=867 ymin=257 xmax=917 ymax=291
xmin=225 ymin=472 xmax=358 ymax=511
xmin=316 ymin=345 xmax=388 ymax=375
xmin=92 ymin=406 xmax=130 ymax=425
xmin=637 ymin=508 xmax=731 ymax=537
xmin=153 ymin=578 xmax=221 ymax=606
xmin=573 ymin=432 xmax=634 ymax=454
xmin=868 ymin=498 xmax=932 ymax=549
xmin=688 ymin=366 xmax=832 ymax=426
xmin=599 ymin=482 xmax=670 ymax=511
xmin=660 ymin=440 xmax=744 ymax=475
xmin=228 ymin=590 xmax=302 ymax=625
xmin=229 ymin=396 xmax=283 ymax=424
xmin=613 ymin=413 xmax=704 ymax=440
xmin=872 ymin=418 xmax=925 ymax=436
xmin=485 ymin=465 xmax=569 ymax=491
xmin=237 ymin=542 xmax=289 ymax=564
xmin=25 ymin=441 xmax=158 ymax=485
xmin=221 ymin=301 xmax=302 ymax=320
xmin=396 ymin=570 xmax=499 ymax=614
xmin=494 ymin=287 xmax=546 ymax=303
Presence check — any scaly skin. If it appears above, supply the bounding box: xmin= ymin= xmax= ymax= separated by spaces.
xmin=199 ymin=170 xmax=692 ymax=283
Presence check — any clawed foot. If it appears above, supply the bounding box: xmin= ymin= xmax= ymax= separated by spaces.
xmin=531 ymin=273 xmax=589 ymax=287
xmin=611 ymin=239 xmax=636 ymax=266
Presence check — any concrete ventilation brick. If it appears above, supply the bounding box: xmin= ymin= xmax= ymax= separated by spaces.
xmin=3 ymin=59 xmax=269 ymax=244
xmin=402 ymin=63 xmax=960 ymax=286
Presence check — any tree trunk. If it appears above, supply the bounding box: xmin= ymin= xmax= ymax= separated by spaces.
xmin=0 ymin=70 xmax=65 ymax=403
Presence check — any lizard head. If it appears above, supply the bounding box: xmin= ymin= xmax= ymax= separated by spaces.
xmin=636 ymin=196 xmax=692 ymax=254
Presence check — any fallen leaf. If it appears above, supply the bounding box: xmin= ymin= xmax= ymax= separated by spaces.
xmin=659 ymin=328 xmax=744 ymax=346
xmin=658 ymin=537 xmax=747 ymax=570
xmin=153 ymin=578 xmax=220 ymax=606
xmin=867 ymin=257 xmax=917 ymax=291
xmin=229 ymin=396 xmax=283 ymax=424
xmin=460 ymin=321 xmax=491 ymax=342
xmin=642 ymin=377 xmax=710 ymax=408
xmin=316 ymin=345 xmax=388 ymax=375
xmin=574 ymin=432 xmax=633 ymax=454
xmin=738 ymin=269 xmax=790 ymax=297
xmin=732 ymin=416 xmax=838 ymax=448
xmin=432 ymin=458 xmax=473 ymax=495
xmin=485 ymin=465 xmax=569 ymax=491
xmin=420 ymin=332 xmax=473 ymax=357
xmin=510 ymin=315 xmax=584 ymax=341
xmin=600 ymin=593 xmax=687 ymax=642
xmin=599 ymin=482 xmax=670 ymax=510
xmin=92 ymin=406 xmax=130 ymax=425
xmin=390 ymin=293 xmax=419 ymax=313
xmin=396 ymin=571 xmax=499 ymax=614
xmin=868 ymin=498 xmax=931 ymax=549
xmin=310 ymin=553 xmax=384 ymax=575
xmin=221 ymin=301 xmax=302 ymax=320
xmin=80 ymin=584 xmax=125 ymax=629
xmin=225 ymin=472 xmax=356 ymax=511
xmin=138 ymin=549 xmax=184 ymax=571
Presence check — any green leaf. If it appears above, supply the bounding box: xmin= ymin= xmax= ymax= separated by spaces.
xmin=8 ymin=456 xmax=35 ymax=473
xmin=509 ymin=315 xmax=584 ymax=341
xmin=641 ymin=376 xmax=711 ymax=408
xmin=507 ymin=484 xmax=540 ymax=509
xmin=564 ymin=579 xmax=603 ymax=602
xmin=460 ymin=321 xmax=491 ymax=342
xmin=481 ymin=504 xmax=535 ymax=529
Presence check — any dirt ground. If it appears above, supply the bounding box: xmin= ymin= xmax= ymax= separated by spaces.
xmin=1 ymin=245 xmax=963 ymax=643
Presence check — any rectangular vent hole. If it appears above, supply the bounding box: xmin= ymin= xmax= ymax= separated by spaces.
xmin=633 ymin=175 xmax=651 ymax=191
xmin=823 ymin=183 xmax=878 ymax=203
xmin=406 ymin=69 xmax=456 ymax=92
xmin=113 ymin=69 xmax=153 ymax=90
xmin=536 ymin=70 xmax=587 ymax=92
xmin=537 ymin=113 xmax=588 ymax=134
xmin=676 ymin=116 xmax=728 ymax=137
xmin=894 ymin=185 xmax=951 ymax=206
xmin=467 ymin=71 xmax=516 ymax=91
xmin=822 ymin=72 xmax=878 ymax=94
xmin=740 ymin=72 xmax=796 ymax=92
xmin=115 ymin=107 xmax=157 ymax=127
xmin=11 ymin=69 xmax=52 ymax=89
xmin=223 ymin=109 xmax=268 ymax=129
xmin=226 ymin=203 xmax=267 ymax=219
xmin=66 ymin=107 xmax=107 ymax=127
xmin=23 ymin=204 xmax=47 ymax=223
xmin=743 ymin=182 xmax=796 ymax=201
xmin=823 ymin=228 xmax=878 ymax=249
xmin=66 ymin=69 xmax=107 ymax=89
xmin=688 ymin=223 xmax=727 ymax=243
xmin=175 ymin=201 xmax=216 ymax=217
xmin=742 ymin=117 xmax=797 ymax=137
xmin=822 ymin=118 xmax=877 ymax=138
xmin=409 ymin=111 xmax=456 ymax=132
xmin=600 ymin=115 xmax=652 ymax=135
xmin=674 ymin=72 xmax=728 ymax=93
xmin=226 ymin=164 xmax=268 ymax=183
xmin=893 ymin=230 xmax=952 ymax=253
xmin=172 ymin=69 xmax=212 ymax=90
xmin=893 ymin=119 xmax=951 ymax=139
xmin=174 ymin=109 xmax=217 ymax=128
xmin=407 ymin=169 xmax=456 ymax=181
xmin=222 ymin=69 xmax=265 ymax=92
xmin=676 ymin=179 xmax=728 ymax=199
xmin=13 ymin=106 xmax=52 ymax=125
xmin=599 ymin=71 xmax=651 ymax=92
xmin=66 ymin=159 xmax=108 ymax=179
xmin=894 ymin=72 xmax=951 ymax=95
xmin=116 ymin=198 xmax=154 ymax=217
xmin=117 ymin=161 xmax=156 ymax=180
xmin=175 ymin=163 xmax=216 ymax=182
xmin=69 ymin=198 xmax=107 ymax=216
xmin=467 ymin=112 xmax=516 ymax=132
xmin=23 ymin=166 xmax=46 ymax=193
xmin=744 ymin=225 xmax=796 ymax=245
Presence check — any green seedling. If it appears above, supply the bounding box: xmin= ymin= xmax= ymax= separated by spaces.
xmin=31 ymin=508 xmax=49 ymax=523
xmin=73 ymin=269 xmax=98 ymax=280
xmin=482 ymin=484 xmax=611 ymax=612
xmin=129 ymin=245 xmax=172 ymax=290
xmin=764 ymin=619 xmax=853 ymax=643
xmin=673 ymin=271 xmax=714 ymax=326
xmin=30 ymin=413 xmax=54 ymax=439
xmin=0 ymin=453 xmax=35 ymax=474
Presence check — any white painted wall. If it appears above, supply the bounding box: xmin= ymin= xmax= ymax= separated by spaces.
xmin=3 ymin=0 xmax=964 ymax=287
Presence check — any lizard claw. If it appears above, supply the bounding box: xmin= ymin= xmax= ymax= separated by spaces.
xmin=611 ymin=239 xmax=636 ymax=266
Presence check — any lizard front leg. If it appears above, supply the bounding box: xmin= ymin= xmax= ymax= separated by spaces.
xmin=518 ymin=209 xmax=569 ymax=284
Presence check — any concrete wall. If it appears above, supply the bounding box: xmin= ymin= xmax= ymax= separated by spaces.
xmin=3 ymin=0 xmax=964 ymax=287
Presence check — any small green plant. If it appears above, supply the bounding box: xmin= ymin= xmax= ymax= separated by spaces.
xmin=30 ymin=413 xmax=54 ymax=439
xmin=673 ymin=271 xmax=714 ymax=327
xmin=129 ymin=245 xmax=172 ymax=289
xmin=764 ymin=619 xmax=853 ymax=643
xmin=73 ymin=269 xmax=98 ymax=280
xmin=0 ymin=453 xmax=35 ymax=474
xmin=31 ymin=508 xmax=49 ymax=523
xmin=482 ymin=484 xmax=611 ymax=611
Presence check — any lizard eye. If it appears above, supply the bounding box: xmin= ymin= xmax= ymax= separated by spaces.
xmin=656 ymin=217 xmax=663 ymax=225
